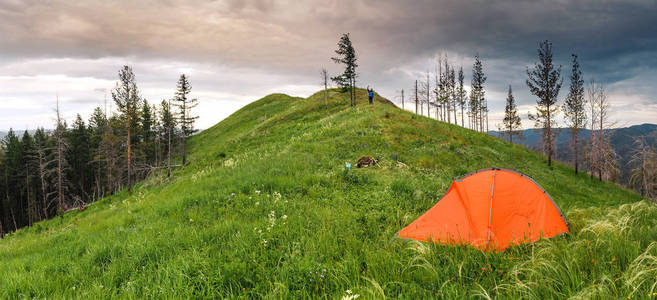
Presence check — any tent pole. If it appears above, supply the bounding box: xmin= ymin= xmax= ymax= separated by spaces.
xmin=486 ymin=169 xmax=496 ymax=248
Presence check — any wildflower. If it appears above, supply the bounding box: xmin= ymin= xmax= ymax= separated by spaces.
xmin=255 ymin=201 xmax=259 ymax=205
xmin=189 ymin=218 xmax=194 ymax=222
xmin=255 ymin=190 xmax=261 ymax=194
xmin=320 ymin=274 xmax=324 ymax=278
xmin=282 ymin=215 xmax=288 ymax=220
xmin=346 ymin=290 xmax=352 ymax=294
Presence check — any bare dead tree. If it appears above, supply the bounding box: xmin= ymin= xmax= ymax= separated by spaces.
xmin=54 ymin=97 xmax=71 ymax=213
xmin=587 ymin=81 xmax=617 ymax=181
xmin=33 ymin=142 xmax=54 ymax=219
xmin=420 ymin=71 xmax=431 ymax=118
xmin=414 ymin=80 xmax=419 ymax=115
xmin=630 ymin=137 xmax=657 ymax=199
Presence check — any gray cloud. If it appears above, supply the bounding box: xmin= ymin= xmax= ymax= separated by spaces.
xmin=0 ymin=0 xmax=656 ymax=129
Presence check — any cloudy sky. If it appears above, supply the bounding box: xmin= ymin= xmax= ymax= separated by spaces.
xmin=1 ymin=0 xmax=656 ymax=131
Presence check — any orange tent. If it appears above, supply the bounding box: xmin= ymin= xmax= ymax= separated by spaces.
xmin=398 ymin=168 xmax=569 ymax=251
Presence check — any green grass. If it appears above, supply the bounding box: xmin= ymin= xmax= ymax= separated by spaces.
xmin=1 ymin=88 xmax=656 ymax=299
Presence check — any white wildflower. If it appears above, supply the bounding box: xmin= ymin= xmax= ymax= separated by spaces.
xmin=341 ymin=293 xmax=360 ymax=300
xmin=267 ymin=210 xmax=276 ymax=231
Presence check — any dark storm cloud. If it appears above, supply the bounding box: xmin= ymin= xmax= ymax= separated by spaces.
xmin=2 ymin=1 xmax=655 ymax=73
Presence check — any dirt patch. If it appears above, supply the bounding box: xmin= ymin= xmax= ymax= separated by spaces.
xmin=357 ymin=156 xmax=378 ymax=168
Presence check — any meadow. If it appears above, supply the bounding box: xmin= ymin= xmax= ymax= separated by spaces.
xmin=0 ymin=89 xmax=655 ymax=299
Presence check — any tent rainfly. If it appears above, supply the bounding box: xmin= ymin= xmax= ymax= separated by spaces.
xmin=397 ymin=168 xmax=569 ymax=251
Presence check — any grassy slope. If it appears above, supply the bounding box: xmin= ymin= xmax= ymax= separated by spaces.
xmin=1 ymin=89 xmax=656 ymax=299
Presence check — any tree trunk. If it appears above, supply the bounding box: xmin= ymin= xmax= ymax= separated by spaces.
xmin=39 ymin=154 xmax=49 ymax=219
xmin=58 ymin=135 xmax=64 ymax=211
xmin=167 ymin=102 xmax=172 ymax=178
xmin=10 ymin=206 xmax=17 ymax=231
xmin=598 ymin=110 xmax=603 ymax=181
xmin=127 ymin=121 xmax=132 ymax=190
xmin=415 ymin=81 xmax=418 ymax=115
xmin=461 ymin=104 xmax=464 ymax=127
xmin=574 ymin=131 xmax=579 ymax=174
xmin=547 ymin=103 xmax=552 ymax=167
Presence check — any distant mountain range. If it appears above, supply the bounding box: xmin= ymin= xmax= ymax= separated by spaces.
xmin=490 ymin=123 xmax=657 ymax=184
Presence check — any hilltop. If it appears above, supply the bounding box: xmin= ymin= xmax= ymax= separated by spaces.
xmin=0 ymin=88 xmax=655 ymax=298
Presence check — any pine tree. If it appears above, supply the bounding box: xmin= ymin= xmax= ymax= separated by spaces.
xmin=140 ymin=99 xmax=156 ymax=165
xmin=20 ymin=131 xmax=36 ymax=225
xmin=331 ymin=33 xmax=358 ymax=106
xmin=527 ymin=40 xmax=562 ymax=166
xmin=503 ymin=85 xmax=522 ymax=143
xmin=457 ymin=67 xmax=467 ymax=127
xmin=471 ymin=55 xmax=487 ymax=132
xmin=172 ymin=74 xmax=198 ymax=166
xmin=67 ymin=114 xmax=91 ymax=206
xmin=159 ymin=99 xmax=176 ymax=178
xmin=32 ymin=128 xmax=53 ymax=219
xmin=112 ymin=66 xmax=141 ymax=190
xmin=563 ymin=54 xmax=587 ymax=174
xmin=88 ymin=107 xmax=108 ymax=199
xmin=2 ymin=129 xmax=22 ymax=229
xmin=100 ymin=116 xmax=121 ymax=194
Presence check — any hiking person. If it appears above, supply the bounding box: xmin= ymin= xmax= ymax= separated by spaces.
xmin=367 ymin=86 xmax=374 ymax=104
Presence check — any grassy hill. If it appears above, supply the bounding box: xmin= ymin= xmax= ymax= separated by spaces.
xmin=1 ymin=89 xmax=655 ymax=299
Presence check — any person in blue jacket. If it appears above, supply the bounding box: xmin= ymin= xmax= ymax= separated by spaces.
xmin=367 ymin=86 xmax=374 ymax=104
